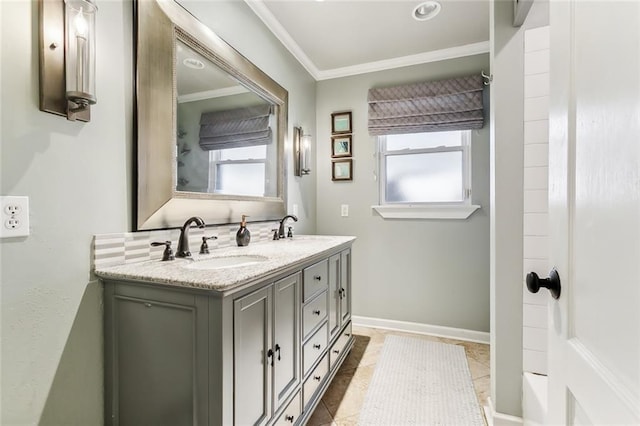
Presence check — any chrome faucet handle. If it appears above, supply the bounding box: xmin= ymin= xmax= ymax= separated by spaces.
xmin=272 ymin=229 xmax=279 ymax=240
xmin=150 ymin=241 xmax=175 ymax=261
xmin=199 ymin=236 xmax=218 ymax=255
xmin=287 ymin=226 xmax=293 ymax=238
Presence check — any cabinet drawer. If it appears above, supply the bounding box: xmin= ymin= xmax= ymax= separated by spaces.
xmin=303 ymin=322 xmax=328 ymax=375
xmin=303 ymin=353 xmax=329 ymax=408
xmin=329 ymin=322 xmax=352 ymax=371
xmin=302 ymin=291 xmax=327 ymax=339
xmin=303 ymin=260 xmax=328 ymax=301
xmin=273 ymin=390 xmax=301 ymax=426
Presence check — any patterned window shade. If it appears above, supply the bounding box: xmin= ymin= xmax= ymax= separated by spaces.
xmin=367 ymin=74 xmax=484 ymax=136
xmin=199 ymin=104 xmax=272 ymax=150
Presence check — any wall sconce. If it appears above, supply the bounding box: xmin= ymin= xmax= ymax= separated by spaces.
xmin=39 ymin=0 xmax=97 ymax=122
xmin=294 ymin=126 xmax=311 ymax=176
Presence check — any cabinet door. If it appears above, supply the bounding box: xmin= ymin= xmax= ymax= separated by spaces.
xmin=327 ymin=253 xmax=341 ymax=339
xmin=234 ymin=286 xmax=272 ymax=426
xmin=107 ymin=290 xmax=208 ymax=426
xmin=340 ymin=249 xmax=351 ymax=324
xmin=273 ymin=273 xmax=300 ymax=411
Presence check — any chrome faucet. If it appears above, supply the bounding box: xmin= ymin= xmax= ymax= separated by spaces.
xmin=176 ymin=216 xmax=206 ymax=257
xmin=278 ymin=214 xmax=298 ymax=239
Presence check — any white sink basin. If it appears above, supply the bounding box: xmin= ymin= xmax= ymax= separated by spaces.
xmin=183 ymin=255 xmax=268 ymax=271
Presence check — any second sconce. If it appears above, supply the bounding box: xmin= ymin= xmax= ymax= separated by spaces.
xmin=294 ymin=126 xmax=311 ymax=176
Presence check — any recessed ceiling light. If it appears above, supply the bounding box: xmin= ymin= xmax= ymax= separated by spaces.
xmin=183 ymin=58 xmax=205 ymax=70
xmin=412 ymin=1 xmax=441 ymax=21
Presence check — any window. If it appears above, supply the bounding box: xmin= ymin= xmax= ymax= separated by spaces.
xmin=374 ymin=130 xmax=479 ymax=219
xmin=208 ymin=145 xmax=268 ymax=197
xmin=380 ymin=130 xmax=471 ymax=204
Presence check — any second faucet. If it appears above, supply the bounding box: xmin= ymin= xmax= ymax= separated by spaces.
xmin=278 ymin=214 xmax=298 ymax=239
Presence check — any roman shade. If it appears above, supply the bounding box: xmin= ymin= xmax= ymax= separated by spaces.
xmin=199 ymin=104 xmax=272 ymax=150
xmin=367 ymin=74 xmax=484 ymax=135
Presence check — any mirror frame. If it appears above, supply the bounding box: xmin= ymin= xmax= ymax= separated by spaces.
xmin=135 ymin=0 xmax=288 ymax=230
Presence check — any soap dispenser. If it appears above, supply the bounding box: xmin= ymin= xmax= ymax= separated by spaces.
xmin=236 ymin=215 xmax=251 ymax=247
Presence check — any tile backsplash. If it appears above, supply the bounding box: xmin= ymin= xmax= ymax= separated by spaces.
xmin=93 ymin=221 xmax=281 ymax=268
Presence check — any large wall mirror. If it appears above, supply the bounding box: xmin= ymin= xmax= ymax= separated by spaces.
xmin=135 ymin=0 xmax=288 ymax=230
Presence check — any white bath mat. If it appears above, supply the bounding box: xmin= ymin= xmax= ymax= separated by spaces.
xmin=358 ymin=335 xmax=485 ymax=426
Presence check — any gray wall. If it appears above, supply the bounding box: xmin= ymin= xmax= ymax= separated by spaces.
xmin=0 ymin=0 xmax=316 ymax=423
xmin=315 ymin=55 xmax=490 ymax=333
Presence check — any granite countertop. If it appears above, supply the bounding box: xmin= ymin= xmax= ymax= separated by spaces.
xmin=94 ymin=235 xmax=355 ymax=292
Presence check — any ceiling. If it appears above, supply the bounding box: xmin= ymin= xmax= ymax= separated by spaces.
xmin=245 ymin=0 xmax=490 ymax=81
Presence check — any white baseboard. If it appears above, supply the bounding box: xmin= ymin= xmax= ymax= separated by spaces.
xmin=352 ymin=315 xmax=490 ymax=344
xmin=486 ymin=397 xmax=524 ymax=426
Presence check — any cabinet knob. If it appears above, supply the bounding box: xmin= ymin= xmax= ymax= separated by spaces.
xmin=313 ymin=375 xmax=321 ymax=381
xmin=313 ymin=344 xmax=321 ymax=350
xmin=285 ymin=415 xmax=295 ymax=423
xmin=144 ymin=303 xmax=152 ymax=308
xmin=313 ymin=275 xmax=322 ymax=281
xmin=312 ymin=309 xmax=321 ymax=315
xmin=344 ymin=333 xmax=351 ymax=337
xmin=267 ymin=349 xmax=274 ymax=366
xmin=333 ymin=349 xmax=340 ymax=354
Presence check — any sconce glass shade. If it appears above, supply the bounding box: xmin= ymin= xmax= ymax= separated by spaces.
xmin=64 ymin=0 xmax=97 ymax=107
xmin=293 ymin=126 xmax=311 ymax=176
xmin=301 ymin=134 xmax=311 ymax=174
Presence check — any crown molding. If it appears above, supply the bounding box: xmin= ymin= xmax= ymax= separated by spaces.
xmin=177 ymin=86 xmax=249 ymax=104
xmin=245 ymin=0 xmax=489 ymax=82
xmin=244 ymin=0 xmax=321 ymax=80
xmin=316 ymin=41 xmax=490 ymax=81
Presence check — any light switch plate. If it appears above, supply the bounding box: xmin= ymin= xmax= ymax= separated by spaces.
xmin=341 ymin=204 xmax=349 ymax=217
xmin=1 ymin=196 xmax=30 ymax=238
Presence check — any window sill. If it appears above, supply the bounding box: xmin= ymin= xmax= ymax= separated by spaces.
xmin=371 ymin=204 xmax=481 ymax=220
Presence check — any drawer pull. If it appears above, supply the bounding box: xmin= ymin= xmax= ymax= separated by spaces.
xmin=344 ymin=333 xmax=351 ymax=337
xmin=333 ymin=349 xmax=340 ymax=354
xmin=313 ymin=275 xmax=322 ymax=281
xmin=312 ymin=309 xmax=321 ymax=315
xmin=313 ymin=344 xmax=321 ymax=350
xmin=313 ymin=375 xmax=322 ymax=381
xmin=285 ymin=415 xmax=295 ymax=423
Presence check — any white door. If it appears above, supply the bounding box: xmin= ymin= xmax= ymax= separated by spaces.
xmin=546 ymin=1 xmax=640 ymax=424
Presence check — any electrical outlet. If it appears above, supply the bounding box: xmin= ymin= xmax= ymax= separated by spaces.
xmin=1 ymin=196 xmax=30 ymax=238
xmin=341 ymin=204 xmax=349 ymax=217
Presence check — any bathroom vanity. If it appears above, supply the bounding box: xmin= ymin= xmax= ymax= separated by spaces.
xmin=96 ymin=236 xmax=354 ymax=425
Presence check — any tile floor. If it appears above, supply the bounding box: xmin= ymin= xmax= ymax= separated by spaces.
xmin=307 ymin=325 xmax=490 ymax=426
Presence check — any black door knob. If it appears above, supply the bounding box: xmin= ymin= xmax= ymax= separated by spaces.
xmin=526 ymin=269 xmax=561 ymax=300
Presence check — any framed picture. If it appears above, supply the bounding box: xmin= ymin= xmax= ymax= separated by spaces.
xmin=331 ymin=111 xmax=352 ymax=134
xmin=331 ymin=135 xmax=352 ymax=158
xmin=332 ymin=159 xmax=353 ymax=181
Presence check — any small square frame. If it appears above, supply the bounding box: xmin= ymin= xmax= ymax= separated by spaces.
xmin=331 ymin=111 xmax=352 ymax=134
xmin=331 ymin=135 xmax=352 ymax=158
xmin=332 ymin=159 xmax=353 ymax=181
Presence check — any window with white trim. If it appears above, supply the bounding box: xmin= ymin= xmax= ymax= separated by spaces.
xmin=378 ymin=130 xmax=472 ymax=205
xmin=208 ymin=145 xmax=269 ymax=197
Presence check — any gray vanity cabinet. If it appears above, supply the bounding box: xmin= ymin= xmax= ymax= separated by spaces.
xmin=234 ymin=273 xmax=300 ymax=426
xmin=102 ymin=242 xmax=353 ymax=426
